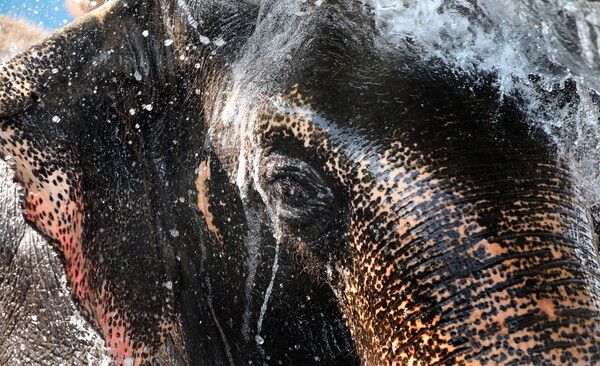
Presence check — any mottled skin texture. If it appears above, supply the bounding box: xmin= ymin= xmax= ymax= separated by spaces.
xmin=0 ymin=12 xmax=185 ymax=366
xmin=1 ymin=0 xmax=600 ymax=365
xmin=0 ymin=15 xmax=114 ymax=366
xmin=1 ymin=2 xmax=356 ymax=365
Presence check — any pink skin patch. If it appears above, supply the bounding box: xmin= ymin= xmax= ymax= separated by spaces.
xmin=24 ymin=180 xmax=153 ymax=365
xmin=24 ymin=183 xmax=153 ymax=365
xmin=23 ymin=178 xmax=92 ymax=300
xmin=93 ymin=292 xmax=139 ymax=365
xmin=0 ymin=131 xmax=154 ymax=365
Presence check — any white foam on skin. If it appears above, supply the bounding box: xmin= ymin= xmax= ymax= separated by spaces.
xmin=369 ymin=0 xmax=600 ymax=204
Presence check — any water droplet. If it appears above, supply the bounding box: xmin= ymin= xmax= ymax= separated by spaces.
xmin=164 ymin=39 xmax=174 ymax=46
xmin=214 ymin=37 xmax=226 ymax=47
xmin=52 ymin=116 xmax=61 ymax=123
xmin=129 ymin=109 xmax=136 ymax=115
xmin=255 ymin=335 xmax=265 ymax=345
xmin=142 ymin=30 xmax=149 ymax=37
xmin=134 ymin=70 xmax=142 ymax=81
xmin=163 ymin=281 xmax=173 ymax=290
xmin=199 ymin=35 xmax=210 ymax=44
xmin=170 ymin=229 xmax=180 ymax=238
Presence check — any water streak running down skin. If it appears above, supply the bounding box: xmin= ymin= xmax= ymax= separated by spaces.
xmin=370 ymin=0 xmax=600 ymax=205
xmin=256 ymin=239 xmax=279 ymax=335
xmin=241 ymin=208 xmax=262 ymax=341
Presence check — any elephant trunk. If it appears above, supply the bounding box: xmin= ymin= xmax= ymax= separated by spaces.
xmin=339 ymin=152 xmax=600 ymax=365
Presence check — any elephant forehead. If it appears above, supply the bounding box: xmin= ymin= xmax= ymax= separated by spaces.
xmin=258 ymin=87 xmax=439 ymax=189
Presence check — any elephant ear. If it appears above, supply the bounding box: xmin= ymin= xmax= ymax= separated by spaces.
xmin=0 ymin=2 xmax=183 ymax=365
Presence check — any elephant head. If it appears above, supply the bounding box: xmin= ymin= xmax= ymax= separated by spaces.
xmin=1 ymin=0 xmax=600 ymax=365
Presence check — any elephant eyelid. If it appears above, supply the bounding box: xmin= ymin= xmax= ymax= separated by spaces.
xmin=263 ymin=154 xmax=324 ymax=183
xmin=260 ymin=155 xmax=344 ymax=262
xmin=261 ymin=154 xmax=333 ymax=209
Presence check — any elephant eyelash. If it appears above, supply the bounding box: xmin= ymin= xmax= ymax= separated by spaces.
xmin=261 ymin=155 xmax=334 ymax=221
xmin=259 ymin=155 xmax=349 ymax=266
xmin=267 ymin=171 xmax=317 ymax=200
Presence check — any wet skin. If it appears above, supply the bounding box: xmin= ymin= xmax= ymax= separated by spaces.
xmin=0 ymin=13 xmax=183 ymax=366
xmin=0 ymin=15 xmax=115 ymax=366
xmin=1 ymin=0 xmax=600 ymax=365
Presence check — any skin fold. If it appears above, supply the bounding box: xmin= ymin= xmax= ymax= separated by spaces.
xmin=1 ymin=0 xmax=600 ymax=365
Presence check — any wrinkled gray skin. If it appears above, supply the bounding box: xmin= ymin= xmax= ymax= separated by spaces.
xmin=0 ymin=161 xmax=109 ymax=366
xmin=0 ymin=15 xmax=183 ymax=366
xmin=3 ymin=1 xmax=600 ymax=366
xmin=0 ymin=15 xmax=110 ymax=366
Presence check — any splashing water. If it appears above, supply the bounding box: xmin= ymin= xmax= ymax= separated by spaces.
xmin=370 ymin=0 xmax=600 ymax=204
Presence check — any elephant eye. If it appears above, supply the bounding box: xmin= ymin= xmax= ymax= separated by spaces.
xmin=261 ymin=154 xmax=334 ymax=225
xmin=268 ymin=170 xmax=316 ymax=204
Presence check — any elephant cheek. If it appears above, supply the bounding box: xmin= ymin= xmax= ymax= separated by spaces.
xmin=1 ymin=127 xmax=88 ymax=289
xmin=1 ymin=130 xmax=160 ymax=366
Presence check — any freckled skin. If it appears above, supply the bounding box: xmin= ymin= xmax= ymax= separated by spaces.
xmin=0 ymin=16 xmax=115 ymax=366
xmin=2 ymin=0 xmax=600 ymax=366
xmin=0 ymin=12 xmax=187 ymax=366
xmin=1 ymin=1 xmax=357 ymax=365
xmin=1 ymin=3 xmax=178 ymax=364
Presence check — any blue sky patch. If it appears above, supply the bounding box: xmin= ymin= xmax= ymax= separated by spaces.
xmin=0 ymin=0 xmax=74 ymax=30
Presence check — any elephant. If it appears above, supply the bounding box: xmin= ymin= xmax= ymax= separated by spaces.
xmin=1 ymin=0 xmax=600 ymax=365
xmin=0 ymin=14 xmax=113 ymax=366
xmin=0 ymin=11 xmax=192 ymax=366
